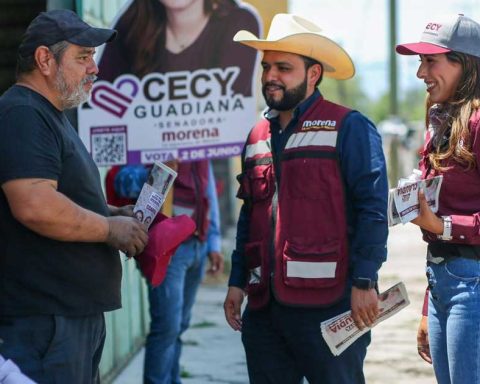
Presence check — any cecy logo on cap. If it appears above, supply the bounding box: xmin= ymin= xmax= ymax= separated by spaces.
xmin=425 ymin=23 xmax=442 ymax=31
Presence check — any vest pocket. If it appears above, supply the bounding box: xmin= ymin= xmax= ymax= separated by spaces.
xmin=283 ymin=160 xmax=332 ymax=200
xmin=236 ymin=164 xmax=274 ymax=202
xmin=282 ymin=240 xmax=339 ymax=288
xmin=245 ymin=240 xmax=267 ymax=294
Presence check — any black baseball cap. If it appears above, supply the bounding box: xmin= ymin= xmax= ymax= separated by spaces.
xmin=18 ymin=9 xmax=117 ymax=58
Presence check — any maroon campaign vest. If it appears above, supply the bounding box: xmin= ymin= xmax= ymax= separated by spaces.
xmin=238 ymin=98 xmax=351 ymax=309
xmin=173 ymin=161 xmax=210 ymax=241
xmin=419 ymin=110 xmax=480 ymax=244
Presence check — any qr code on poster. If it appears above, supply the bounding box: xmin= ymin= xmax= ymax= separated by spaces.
xmin=90 ymin=125 xmax=127 ymax=166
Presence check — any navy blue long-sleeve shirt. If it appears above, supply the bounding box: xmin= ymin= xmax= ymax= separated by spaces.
xmin=229 ymin=90 xmax=388 ymax=288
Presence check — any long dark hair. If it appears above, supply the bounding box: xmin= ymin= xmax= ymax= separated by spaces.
xmin=119 ymin=0 xmax=232 ymax=76
xmin=427 ymin=52 xmax=480 ymax=171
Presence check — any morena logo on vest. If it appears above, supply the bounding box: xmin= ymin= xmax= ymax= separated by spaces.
xmin=301 ymin=119 xmax=337 ymax=131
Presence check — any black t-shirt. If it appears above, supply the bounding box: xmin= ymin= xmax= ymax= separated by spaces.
xmin=0 ymin=85 xmax=121 ymax=316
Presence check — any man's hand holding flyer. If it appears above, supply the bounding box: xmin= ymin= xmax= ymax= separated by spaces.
xmin=133 ymin=162 xmax=177 ymax=228
xmin=388 ymin=169 xmax=443 ymax=226
xmin=321 ymin=282 xmax=410 ymax=356
xmin=131 ymin=162 xmax=196 ymax=287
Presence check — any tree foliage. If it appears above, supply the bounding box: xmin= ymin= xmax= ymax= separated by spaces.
xmin=319 ymin=77 xmax=427 ymax=125
xmin=319 ymin=76 xmax=370 ymax=114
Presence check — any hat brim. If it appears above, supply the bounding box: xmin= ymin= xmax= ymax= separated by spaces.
xmin=135 ymin=213 xmax=196 ymax=287
xmin=396 ymin=42 xmax=451 ymax=55
xmin=69 ymin=26 xmax=117 ymax=47
xmin=234 ymin=30 xmax=355 ymax=80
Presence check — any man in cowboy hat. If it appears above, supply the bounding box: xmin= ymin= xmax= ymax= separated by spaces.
xmin=0 ymin=9 xmax=149 ymax=383
xmin=223 ymin=13 xmax=388 ymax=383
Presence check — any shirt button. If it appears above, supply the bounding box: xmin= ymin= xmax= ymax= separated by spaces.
xmin=460 ymin=235 xmax=465 ymax=239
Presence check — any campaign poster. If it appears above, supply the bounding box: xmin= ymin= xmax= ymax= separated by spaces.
xmin=78 ymin=0 xmax=261 ymax=166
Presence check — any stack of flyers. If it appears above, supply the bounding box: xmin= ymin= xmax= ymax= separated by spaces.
xmin=388 ymin=170 xmax=443 ymax=226
xmin=321 ymin=282 xmax=410 ymax=356
xmin=133 ymin=162 xmax=177 ymax=228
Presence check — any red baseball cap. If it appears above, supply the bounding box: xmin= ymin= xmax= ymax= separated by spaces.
xmin=135 ymin=213 xmax=196 ymax=287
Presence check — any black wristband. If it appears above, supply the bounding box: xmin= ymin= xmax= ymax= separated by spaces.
xmin=353 ymin=277 xmax=376 ymax=290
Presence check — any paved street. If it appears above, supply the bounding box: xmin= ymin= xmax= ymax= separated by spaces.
xmin=114 ymin=223 xmax=435 ymax=384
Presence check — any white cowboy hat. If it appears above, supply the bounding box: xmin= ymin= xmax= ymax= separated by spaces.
xmin=234 ymin=14 xmax=355 ymax=80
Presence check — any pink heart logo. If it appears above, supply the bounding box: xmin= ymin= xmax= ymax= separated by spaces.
xmin=91 ymin=78 xmax=139 ymax=118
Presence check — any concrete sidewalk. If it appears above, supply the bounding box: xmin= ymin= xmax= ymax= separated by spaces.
xmin=113 ymin=224 xmax=435 ymax=384
xmin=113 ymin=284 xmax=247 ymax=384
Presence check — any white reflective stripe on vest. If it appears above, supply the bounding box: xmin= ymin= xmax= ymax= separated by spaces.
xmin=245 ymin=139 xmax=271 ymax=160
xmin=286 ymin=261 xmax=337 ymax=278
xmin=285 ymin=131 xmax=337 ymax=149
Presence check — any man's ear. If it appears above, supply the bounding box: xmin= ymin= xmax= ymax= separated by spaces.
xmin=308 ymin=63 xmax=322 ymax=87
xmin=34 ymin=46 xmax=55 ymax=76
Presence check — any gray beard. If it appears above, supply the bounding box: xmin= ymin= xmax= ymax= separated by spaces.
xmin=54 ymin=67 xmax=96 ymax=110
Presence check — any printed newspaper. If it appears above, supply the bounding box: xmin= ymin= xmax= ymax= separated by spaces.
xmin=133 ymin=162 xmax=177 ymax=228
xmin=388 ymin=173 xmax=443 ymax=226
xmin=321 ymin=282 xmax=410 ymax=356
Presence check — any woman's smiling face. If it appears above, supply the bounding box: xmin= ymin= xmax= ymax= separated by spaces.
xmin=416 ymin=53 xmax=463 ymax=104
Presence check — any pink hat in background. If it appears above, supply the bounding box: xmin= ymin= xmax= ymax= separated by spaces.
xmin=135 ymin=213 xmax=196 ymax=287
xmin=396 ymin=14 xmax=480 ymax=57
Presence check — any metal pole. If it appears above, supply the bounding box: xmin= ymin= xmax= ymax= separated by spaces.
xmin=76 ymin=0 xmax=83 ymax=17
xmin=388 ymin=0 xmax=400 ymax=185
xmin=389 ymin=0 xmax=398 ymax=115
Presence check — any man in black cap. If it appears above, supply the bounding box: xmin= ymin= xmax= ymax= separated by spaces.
xmin=0 ymin=10 xmax=149 ymax=383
